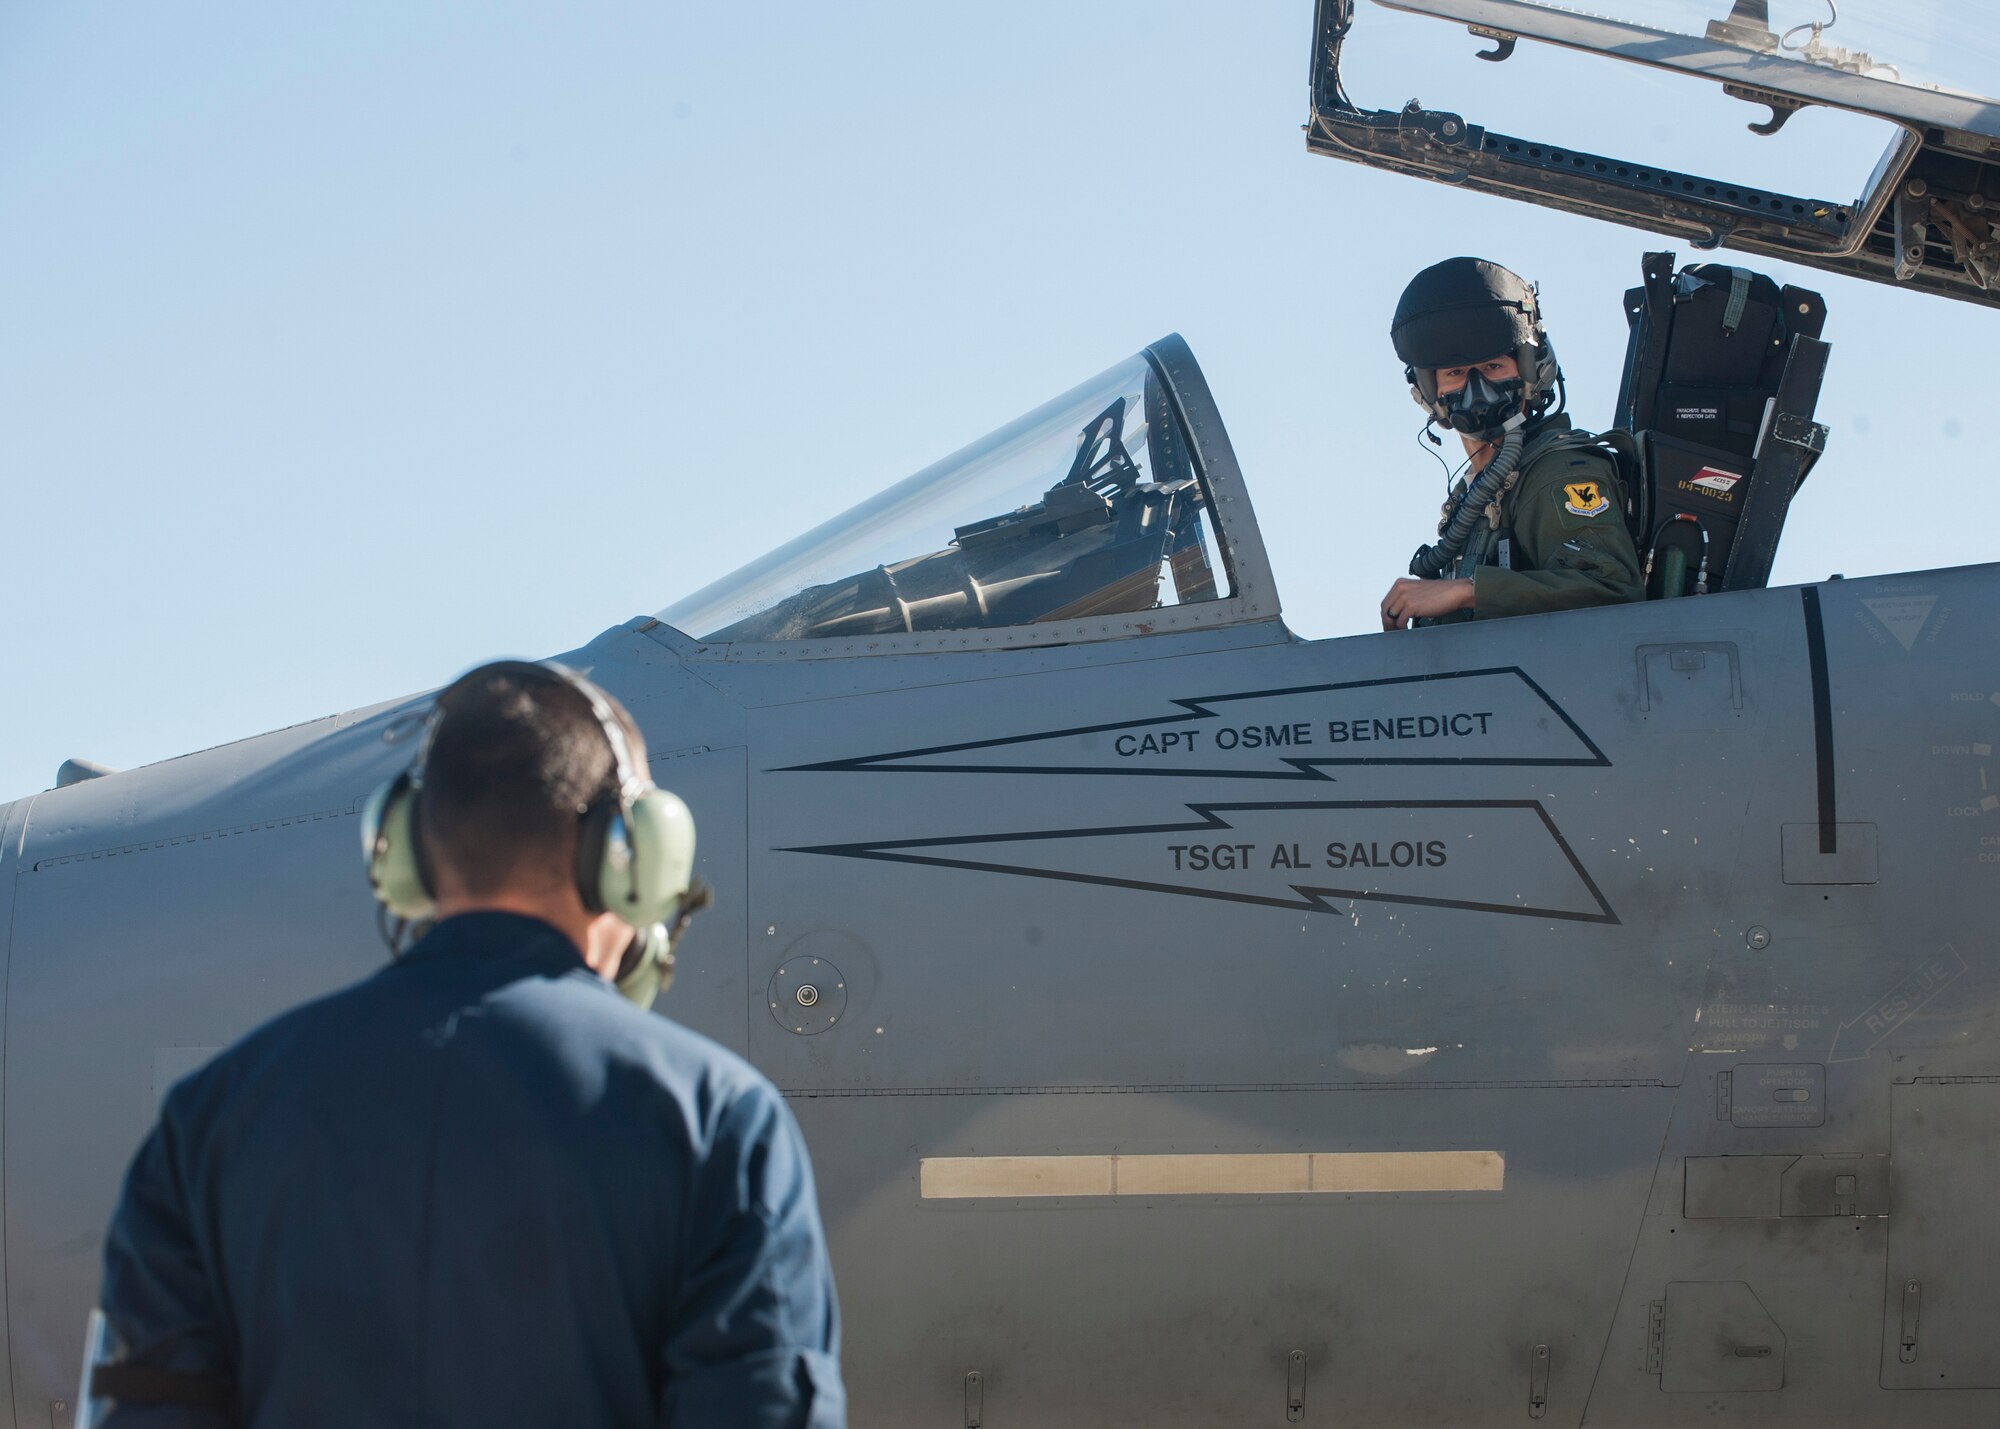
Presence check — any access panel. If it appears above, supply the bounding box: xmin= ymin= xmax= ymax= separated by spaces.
xmin=1881 ymin=1081 xmax=2000 ymax=1388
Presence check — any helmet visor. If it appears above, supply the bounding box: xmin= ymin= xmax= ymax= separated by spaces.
xmin=1392 ymin=301 xmax=1535 ymax=371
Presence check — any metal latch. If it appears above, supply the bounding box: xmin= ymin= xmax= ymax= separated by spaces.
xmin=964 ymin=1370 xmax=983 ymax=1428
xmin=1286 ymin=1350 xmax=1307 ymax=1422
xmin=1899 ymin=1280 xmax=1921 ymax=1364
xmin=1529 ymin=1343 xmax=1550 ymax=1419
xmin=1468 ymin=25 xmax=1518 ymax=62
xmin=1721 ymin=82 xmax=1807 ymax=136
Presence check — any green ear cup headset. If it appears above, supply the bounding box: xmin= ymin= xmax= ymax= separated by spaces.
xmin=359 ymin=660 xmax=701 ymax=1006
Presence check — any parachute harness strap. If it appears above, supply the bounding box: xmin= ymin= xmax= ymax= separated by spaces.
xmin=1722 ymin=267 xmax=1753 ymax=336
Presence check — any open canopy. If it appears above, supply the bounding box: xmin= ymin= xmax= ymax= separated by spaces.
xmin=1307 ymin=1 xmax=2000 ymax=307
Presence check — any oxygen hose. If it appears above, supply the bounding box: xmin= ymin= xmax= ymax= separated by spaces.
xmin=1407 ymin=426 xmax=1525 ymax=579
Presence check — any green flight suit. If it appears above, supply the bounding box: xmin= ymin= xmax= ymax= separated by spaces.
xmin=1447 ymin=415 xmax=1645 ymax=619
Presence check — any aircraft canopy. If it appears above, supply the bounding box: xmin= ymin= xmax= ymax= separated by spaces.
xmin=659 ymin=339 xmax=1277 ymax=654
xmin=1310 ymin=1 xmax=2000 ymax=306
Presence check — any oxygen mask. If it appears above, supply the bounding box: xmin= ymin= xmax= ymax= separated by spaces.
xmin=1441 ymin=368 xmax=1526 ymax=435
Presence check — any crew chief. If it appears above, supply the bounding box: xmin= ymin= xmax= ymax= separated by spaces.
xmin=95 ymin=660 xmax=843 ymax=1427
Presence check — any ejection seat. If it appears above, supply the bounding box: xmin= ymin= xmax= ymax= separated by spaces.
xmin=1612 ymin=251 xmax=1832 ymax=599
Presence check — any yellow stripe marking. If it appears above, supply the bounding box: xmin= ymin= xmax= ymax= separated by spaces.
xmin=918 ymin=1150 xmax=1503 ymax=1199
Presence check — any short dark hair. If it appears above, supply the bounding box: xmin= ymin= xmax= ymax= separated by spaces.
xmin=417 ymin=662 xmax=634 ymax=898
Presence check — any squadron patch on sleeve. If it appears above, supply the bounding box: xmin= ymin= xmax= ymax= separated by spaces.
xmin=1561 ymin=481 xmax=1611 ymax=518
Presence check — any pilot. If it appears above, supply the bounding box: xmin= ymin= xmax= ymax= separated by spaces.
xmin=1378 ymin=256 xmax=1643 ymax=629
xmin=93 ymin=661 xmax=845 ymax=1428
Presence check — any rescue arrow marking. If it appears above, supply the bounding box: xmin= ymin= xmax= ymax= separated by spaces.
xmin=1827 ymin=945 xmax=1968 ymax=1062
xmin=785 ymin=799 xmax=1618 ymax=924
xmin=777 ymin=667 xmax=1606 ymax=780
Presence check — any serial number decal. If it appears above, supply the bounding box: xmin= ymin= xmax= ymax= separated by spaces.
xmin=785 ymin=800 xmax=1617 ymax=924
xmin=779 ymin=667 xmax=1606 ymax=780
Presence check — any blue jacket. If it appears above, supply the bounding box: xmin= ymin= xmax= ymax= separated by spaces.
xmin=99 ymin=912 xmax=843 ymax=1428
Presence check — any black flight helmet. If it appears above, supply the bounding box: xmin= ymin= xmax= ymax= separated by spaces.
xmin=1391 ymin=257 xmax=1561 ymax=435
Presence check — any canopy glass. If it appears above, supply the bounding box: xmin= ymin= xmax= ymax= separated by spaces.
xmin=660 ymin=353 xmax=1231 ymax=644
xmin=1507 ymin=2 xmax=2000 ymax=102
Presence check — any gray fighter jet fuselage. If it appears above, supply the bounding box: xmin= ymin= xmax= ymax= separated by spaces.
xmin=8 ymin=4 xmax=2000 ymax=1425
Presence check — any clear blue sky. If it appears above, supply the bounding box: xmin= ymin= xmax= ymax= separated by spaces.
xmin=3 ymin=2 xmax=1989 ymax=802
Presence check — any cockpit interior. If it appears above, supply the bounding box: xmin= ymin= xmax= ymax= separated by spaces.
xmin=660 ymin=340 xmax=1265 ymax=655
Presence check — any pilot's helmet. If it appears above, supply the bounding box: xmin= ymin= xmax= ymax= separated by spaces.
xmin=1390 ymin=256 xmax=1561 ymax=433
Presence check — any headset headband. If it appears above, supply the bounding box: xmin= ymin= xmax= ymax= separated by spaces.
xmin=535 ymin=661 xmax=648 ymax=800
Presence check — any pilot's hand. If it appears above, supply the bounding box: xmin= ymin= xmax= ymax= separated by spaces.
xmin=1380 ymin=577 xmax=1474 ymax=630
